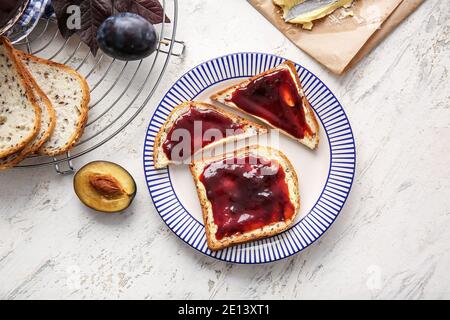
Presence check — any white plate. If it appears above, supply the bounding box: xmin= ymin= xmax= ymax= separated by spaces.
xmin=143 ymin=53 xmax=356 ymax=264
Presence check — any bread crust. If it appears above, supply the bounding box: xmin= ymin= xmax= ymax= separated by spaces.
xmin=153 ymin=101 xmax=267 ymax=169
xmin=211 ymin=60 xmax=320 ymax=150
xmin=27 ymin=72 xmax=57 ymax=153
xmin=190 ymin=145 xmax=300 ymax=251
xmin=0 ymin=37 xmax=41 ymax=158
xmin=0 ymin=82 xmax=55 ymax=169
xmin=15 ymin=51 xmax=90 ymax=156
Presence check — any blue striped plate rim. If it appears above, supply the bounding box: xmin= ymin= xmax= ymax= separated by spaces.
xmin=143 ymin=52 xmax=356 ymax=264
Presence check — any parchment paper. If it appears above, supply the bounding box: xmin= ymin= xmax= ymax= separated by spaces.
xmin=248 ymin=0 xmax=424 ymax=74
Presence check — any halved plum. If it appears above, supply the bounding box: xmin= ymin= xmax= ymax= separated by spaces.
xmin=74 ymin=161 xmax=136 ymax=213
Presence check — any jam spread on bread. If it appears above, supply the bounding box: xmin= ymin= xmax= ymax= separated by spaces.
xmin=199 ymin=155 xmax=295 ymax=240
xmin=228 ymin=68 xmax=313 ymax=139
xmin=162 ymin=107 xmax=243 ymax=160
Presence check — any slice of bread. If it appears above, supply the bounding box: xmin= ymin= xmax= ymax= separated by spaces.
xmin=0 ymin=78 xmax=56 ymax=170
xmin=15 ymin=51 xmax=90 ymax=156
xmin=153 ymin=101 xmax=267 ymax=169
xmin=190 ymin=145 xmax=300 ymax=251
xmin=211 ymin=61 xmax=319 ymax=149
xmin=0 ymin=36 xmax=41 ymax=158
xmin=24 ymin=71 xmax=57 ymax=154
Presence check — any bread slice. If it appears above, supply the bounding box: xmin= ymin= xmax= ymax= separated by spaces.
xmin=23 ymin=72 xmax=57 ymax=153
xmin=211 ymin=61 xmax=319 ymax=149
xmin=0 ymin=36 xmax=41 ymax=158
xmin=153 ymin=101 xmax=267 ymax=169
xmin=190 ymin=145 xmax=300 ymax=251
xmin=15 ymin=51 xmax=90 ymax=156
xmin=0 ymin=78 xmax=56 ymax=170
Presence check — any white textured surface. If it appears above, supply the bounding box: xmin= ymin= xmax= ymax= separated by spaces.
xmin=0 ymin=0 xmax=449 ymax=299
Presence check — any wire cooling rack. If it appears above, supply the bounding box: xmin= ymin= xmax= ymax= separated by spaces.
xmin=10 ymin=0 xmax=184 ymax=174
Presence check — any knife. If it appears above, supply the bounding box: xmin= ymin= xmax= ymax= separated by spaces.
xmin=285 ymin=0 xmax=340 ymax=21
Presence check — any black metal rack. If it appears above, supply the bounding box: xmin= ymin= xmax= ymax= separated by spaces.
xmin=10 ymin=0 xmax=184 ymax=174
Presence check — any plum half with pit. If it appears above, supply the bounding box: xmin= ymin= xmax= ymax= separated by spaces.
xmin=74 ymin=161 xmax=137 ymax=213
xmin=96 ymin=12 xmax=158 ymax=61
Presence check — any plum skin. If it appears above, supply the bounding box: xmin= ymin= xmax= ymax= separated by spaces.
xmin=96 ymin=13 xmax=158 ymax=61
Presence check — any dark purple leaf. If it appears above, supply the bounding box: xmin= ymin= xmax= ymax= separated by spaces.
xmin=51 ymin=0 xmax=81 ymax=39
xmin=77 ymin=0 xmax=112 ymax=56
xmin=115 ymin=0 xmax=170 ymax=24
xmin=51 ymin=0 xmax=169 ymax=55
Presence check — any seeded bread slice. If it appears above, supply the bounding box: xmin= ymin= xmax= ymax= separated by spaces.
xmin=211 ymin=61 xmax=320 ymax=150
xmin=190 ymin=145 xmax=300 ymax=251
xmin=153 ymin=101 xmax=267 ymax=169
xmin=0 ymin=78 xmax=56 ymax=170
xmin=24 ymin=72 xmax=57 ymax=153
xmin=15 ymin=51 xmax=90 ymax=156
xmin=0 ymin=36 xmax=41 ymax=158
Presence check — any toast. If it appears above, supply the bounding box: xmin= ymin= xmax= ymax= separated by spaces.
xmin=153 ymin=101 xmax=267 ymax=169
xmin=0 ymin=78 xmax=56 ymax=169
xmin=211 ymin=61 xmax=319 ymax=150
xmin=15 ymin=51 xmax=90 ymax=156
xmin=190 ymin=145 xmax=300 ymax=251
xmin=0 ymin=37 xmax=41 ymax=159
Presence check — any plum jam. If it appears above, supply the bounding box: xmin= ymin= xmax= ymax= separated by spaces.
xmin=199 ymin=155 xmax=295 ymax=240
xmin=162 ymin=107 xmax=244 ymax=161
xmin=228 ymin=68 xmax=312 ymax=139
